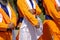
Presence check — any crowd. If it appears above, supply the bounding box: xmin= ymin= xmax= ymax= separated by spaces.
xmin=0 ymin=0 xmax=60 ymax=40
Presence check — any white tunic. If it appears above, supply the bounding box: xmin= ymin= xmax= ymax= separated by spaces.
xmin=20 ymin=0 xmax=43 ymax=40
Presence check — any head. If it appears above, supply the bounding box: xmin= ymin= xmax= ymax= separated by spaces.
xmin=0 ymin=0 xmax=8 ymax=6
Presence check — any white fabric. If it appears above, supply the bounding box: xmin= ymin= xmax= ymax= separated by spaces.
xmin=26 ymin=0 xmax=36 ymax=9
xmin=32 ymin=0 xmax=36 ymax=9
xmin=55 ymin=0 xmax=60 ymax=7
xmin=20 ymin=0 xmax=43 ymax=40
xmin=0 ymin=5 xmax=1 ymax=8
xmin=6 ymin=5 xmax=15 ymax=40
xmin=36 ymin=16 xmax=43 ymax=38
xmin=20 ymin=17 xmax=43 ymax=40
xmin=0 ymin=4 xmax=11 ymax=19
xmin=0 ymin=5 xmax=2 ymax=22
xmin=7 ymin=5 xmax=11 ymax=19
xmin=0 ymin=13 xmax=3 ymax=22
xmin=12 ymin=30 xmax=16 ymax=40
xmin=7 ymin=4 xmax=15 ymax=40
xmin=0 ymin=4 xmax=15 ymax=40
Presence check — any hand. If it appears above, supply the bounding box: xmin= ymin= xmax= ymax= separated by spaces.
xmin=8 ymin=23 xmax=15 ymax=29
xmin=17 ymin=23 xmax=22 ymax=28
xmin=35 ymin=22 xmax=40 ymax=28
xmin=29 ymin=8 xmax=36 ymax=14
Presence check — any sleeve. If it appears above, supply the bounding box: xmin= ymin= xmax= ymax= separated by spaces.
xmin=0 ymin=22 xmax=8 ymax=28
xmin=9 ymin=3 xmax=17 ymax=27
xmin=17 ymin=0 xmax=38 ymax=26
xmin=0 ymin=8 xmax=9 ymax=29
xmin=0 ymin=20 xmax=10 ymax=31
xmin=0 ymin=8 xmax=11 ymax=29
xmin=43 ymin=0 xmax=60 ymax=21
xmin=0 ymin=8 xmax=11 ymax=24
xmin=35 ymin=2 xmax=42 ymax=15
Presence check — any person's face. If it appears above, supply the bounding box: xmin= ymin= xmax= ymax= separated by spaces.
xmin=0 ymin=0 xmax=8 ymax=6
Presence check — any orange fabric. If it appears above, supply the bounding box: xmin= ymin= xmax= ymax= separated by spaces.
xmin=0 ymin=3 xmax=17 ymax=29
xmin=33 ymin=0 xmax=41 ymax=15
xmin=17 ymin=0 xmax=41 ymax=26
xmin=0 ymin=31 xmax=12 ymax=40
xmin=17 ymin=0 xmax=42 ymax=40
xmin=43 ymin=0 xmax=60 ymax=21
xmin=0 ymin=3 xmax=17 ymax=40
xmin=0 ymin=4 xmax=17 ymax=40
xmin=8 ymin=3 xmax=17 ymax=26
xmin=42 ymin=20 xmax=60 ymax=40
xmin=0 ymin=8 xmax=10 ymax=29
xmin=41 ymin=0 xmax=60 ymax=40
xmin=43 ymin=0 xmax=60 ymax=33
xmin=0 ymin=8 xmax=11 ymax=24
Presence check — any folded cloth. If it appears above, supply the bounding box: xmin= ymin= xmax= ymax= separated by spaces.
xmin=20 ymin=16 xmax=43 ymax=40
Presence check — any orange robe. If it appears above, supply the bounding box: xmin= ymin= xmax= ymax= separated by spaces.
xmin=0 ymin=3 xmax=17 ymax=40
xmin=17 ymin=0 xmax=41 ymax=26
xmin=38 ymin=0 xmax=60 ymax=40
xmin=16 ymin=0 xmax=42 ymax=40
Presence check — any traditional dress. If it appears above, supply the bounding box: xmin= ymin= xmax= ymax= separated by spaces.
xmin=0 ymin=3 xmax=17 ymax=40
xmin=39 ymin=0 xmax=60 ymax=40
xmin=17 ymin=0 xmax=43 ymax=40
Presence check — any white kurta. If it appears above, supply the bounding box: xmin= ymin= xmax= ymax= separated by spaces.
xmin=20 ymin=0 xmax=43 ymax=40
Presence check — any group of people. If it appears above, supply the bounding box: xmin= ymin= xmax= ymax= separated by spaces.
xmin=0 ymin=0 xmax=60 ymax=40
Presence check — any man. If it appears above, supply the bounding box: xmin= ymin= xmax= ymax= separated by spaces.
xmin=16 ymin=0 xmax=43 ymax=40
xmin=0 ymin=0 xmax=17 ymax=40
xmin=39 ymin=0 xmax=60 ymax=40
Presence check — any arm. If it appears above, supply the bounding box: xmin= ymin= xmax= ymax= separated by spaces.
xmin=0 ymin=22 xmax=8 ymax=28
xmin=17 ymin=0 xmax=38 ymax=26
xmin=0 ymin=4 xmax=17 ymax=29
xmin=0 ymin=8 xmax=11 ymax=24
xmin=35 ymin=2 xmax=42 ymax=15
xmin=43 ymin=0 xmax=60 ymax=21
xmin=8 ymin=3 xmax=17 ymax=27
xmin=0 ymin=8 xmax=10 ymax=29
